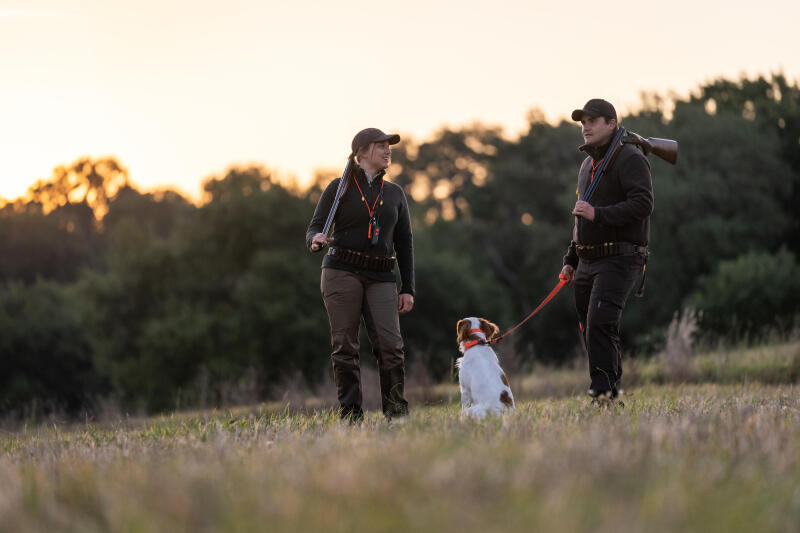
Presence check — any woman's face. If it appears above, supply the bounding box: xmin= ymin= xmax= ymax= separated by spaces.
xmin=360 ymin=141 xmax=391 ymax=170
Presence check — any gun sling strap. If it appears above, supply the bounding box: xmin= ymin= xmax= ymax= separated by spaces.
xmin=327 ymin=246 xmax=396 ymax=273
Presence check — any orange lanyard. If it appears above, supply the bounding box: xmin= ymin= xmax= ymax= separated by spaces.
xmin=590 ymin=158 xmax=604 ymax=184
xmin=353 ymin=176 xmax=384 ymax=238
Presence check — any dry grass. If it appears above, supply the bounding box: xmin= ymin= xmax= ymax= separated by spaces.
xmin=638 ymin=339 xmax=800 ymax=385
xmin=1 ymin=381 xmax=800 ymax=532
xmin=658 ymin=308 xmax=700 ymax=379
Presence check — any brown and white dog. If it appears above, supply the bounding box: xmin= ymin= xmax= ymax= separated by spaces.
xmin=456 ymin=317 xmax=515 ymax=418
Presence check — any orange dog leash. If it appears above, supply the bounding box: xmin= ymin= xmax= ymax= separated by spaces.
xmin=488 ymin=274 xmax=569 ymax=346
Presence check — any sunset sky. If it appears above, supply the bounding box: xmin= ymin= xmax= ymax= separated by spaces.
xmin=1 ymin=0 xmax=797 ymax=201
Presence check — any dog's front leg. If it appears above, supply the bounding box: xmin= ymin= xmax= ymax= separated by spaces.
xmin=460 ymin=381 xmax=473 ymax=410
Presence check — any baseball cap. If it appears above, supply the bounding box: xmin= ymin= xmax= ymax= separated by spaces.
xmin=571 ymin=99 xmax=617 ymax=122
xmin=350 ymin=128 xmax=400 ymax=157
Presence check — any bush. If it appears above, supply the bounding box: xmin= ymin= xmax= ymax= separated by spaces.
xmin=689 ymin=249 xmax=800 ymax=339
xmin=0 ymin=282 xmax=105 ymax=417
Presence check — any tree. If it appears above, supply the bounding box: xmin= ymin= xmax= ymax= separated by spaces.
xmin=0 ymin=201 xmax=101 ymax=283
xmin=689 ymin=249 xmax=800 ymax=338
xmin=26 ymin=157 xmax=130 ymax=220
xmin=0 ymin=281 xmax=104 ymax=416
xmin=104 ymin=186 xmax=193 ymax=241
xmin=81 ymin=166 xmax=333 ymax=411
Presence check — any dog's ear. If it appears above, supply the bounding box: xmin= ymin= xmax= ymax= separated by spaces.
xmin=456 ymin=319 xmax=473 ymax=343
xmin=479 ymin=318 xmax=500 ymax=340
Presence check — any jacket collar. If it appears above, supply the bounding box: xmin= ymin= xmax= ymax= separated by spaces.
xmin=579 ymin=127 xmax=619 ymax=161
xmin=356 ymin=166 xmax=386 ymax=184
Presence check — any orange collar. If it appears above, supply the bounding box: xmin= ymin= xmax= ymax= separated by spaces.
xmin=462 ymin=328 xmax=486 ymax=351
xmin=462 ymin=340 xmax=483 ymax=351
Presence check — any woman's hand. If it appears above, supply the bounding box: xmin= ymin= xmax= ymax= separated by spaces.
xmin=398 ymin=293 xmax=414 ymax=314
xmin=310 ymin=232 xmax=334 ymax=252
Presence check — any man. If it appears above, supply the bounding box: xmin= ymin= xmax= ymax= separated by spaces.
xmin=306 ymin=128 xmax=414 ymax=422
xmin=560 ymin=99 xmax=653 ymax=404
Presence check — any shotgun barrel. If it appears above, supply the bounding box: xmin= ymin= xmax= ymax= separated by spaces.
xmin=582 ymin=127 xmax=627 ymax=202
xmin=321 ymin=156 xmax=355 ymax=238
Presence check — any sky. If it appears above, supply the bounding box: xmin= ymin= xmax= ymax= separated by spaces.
xmin=1 ymin=0 xmax=797 ymax=202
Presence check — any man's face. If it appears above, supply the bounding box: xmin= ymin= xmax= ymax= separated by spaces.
xmin=580 ymin=115 xmax=617 ymax=146
xmin=362 ymin=140 xmax=391 ymax=170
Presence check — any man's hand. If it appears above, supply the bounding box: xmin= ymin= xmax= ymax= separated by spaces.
xmin=398 ymin=293 xmax=414 ymax=314
xmin=572 ymin=200 xmax=595 ymax=221
xmin=560 ymin=264 xmax=575 ymax=286
xmin=310 ymin=232 xmax=334 ymax=252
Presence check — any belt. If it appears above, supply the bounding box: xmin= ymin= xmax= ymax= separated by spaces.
xmin=576 ymin=242 xmax=650 ymax=297
xmin=575 ymin=242 xmax=648 ymax=260
xmin=327 ymin=246 xmax=396 ymax=273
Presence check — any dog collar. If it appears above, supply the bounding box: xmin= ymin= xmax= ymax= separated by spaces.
xmin=462 ymin=328 xmax=487 ymax=351
xmin=462 ymin=340 xmax=482 ymax=351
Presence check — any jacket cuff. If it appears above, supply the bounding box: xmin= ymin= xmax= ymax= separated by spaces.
xmin=563 ymin=242 xmax=579 ymax=269
xmin=592 ymin=206 xmax=605 ymax=225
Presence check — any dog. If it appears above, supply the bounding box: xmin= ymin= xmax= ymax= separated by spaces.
xmin=456 ymin=317 xmax=515 ymax=418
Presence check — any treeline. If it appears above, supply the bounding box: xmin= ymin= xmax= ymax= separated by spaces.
xmin=1 ymin=74 xmax=799 ymax=417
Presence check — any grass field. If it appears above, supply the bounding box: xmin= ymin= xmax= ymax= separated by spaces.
xmin=1 ymin=344 xmax=800 ymax=532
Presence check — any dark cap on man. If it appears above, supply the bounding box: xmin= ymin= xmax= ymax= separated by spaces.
xmin=350 ymin=128 xmax=401 ymax=157
xmin=571 ymin=99 xmax=617 ymax=122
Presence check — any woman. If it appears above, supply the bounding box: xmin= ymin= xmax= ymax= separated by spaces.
xmin=306 ymin=127 xmax=415 ymax=422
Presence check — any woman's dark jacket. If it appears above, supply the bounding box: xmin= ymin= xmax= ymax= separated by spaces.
xmin=306 ymin=166 xmax=415 ymax=295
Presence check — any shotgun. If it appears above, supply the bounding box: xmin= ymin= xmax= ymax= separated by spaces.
xmin=583 ymin=128 xmax=678 ymax=202
xmin=311 ymin=156 xmax=355 ymax=251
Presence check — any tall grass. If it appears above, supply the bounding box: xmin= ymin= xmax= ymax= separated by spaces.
xmin=1 ymin=383 xmax=799 ymax=532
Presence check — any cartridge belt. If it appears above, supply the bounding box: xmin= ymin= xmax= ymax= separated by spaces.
xmin=576 ymin=242 xmax=648 ymax=260
xmin=328 ymin=246 xmax=396 ymax=273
